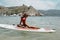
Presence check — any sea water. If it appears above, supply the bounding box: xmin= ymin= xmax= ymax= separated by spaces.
xmin=0 ymin=16 xmax=60 ymax=40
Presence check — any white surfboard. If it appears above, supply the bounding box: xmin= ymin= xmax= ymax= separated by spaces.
xmin=0 ymin=24 xmax=56 ymax=32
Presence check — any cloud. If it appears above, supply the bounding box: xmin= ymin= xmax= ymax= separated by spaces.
xmin=23 ymin=0 xmax=56 ymax=10
xmin=20 ymin=0 xmax=56 ymax=10
xmin=1 ymin=0 xmax=22 ymax=6
xmin=0 ymin=3 xmax=2 ymax=5
xmin=55 ymin=2 xmax=60 ymax=10
xmin=0 ymin=0 xmax=59 ymax=10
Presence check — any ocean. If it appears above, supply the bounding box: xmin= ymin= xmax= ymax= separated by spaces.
xmin=0 ymin=16 xmax=60 ymax=40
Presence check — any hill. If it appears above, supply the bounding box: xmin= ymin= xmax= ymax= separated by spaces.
xmin=0 ymin=4 xmax=41 ymax=16
xmin=38 ymin=10 xmax=60 ymax=16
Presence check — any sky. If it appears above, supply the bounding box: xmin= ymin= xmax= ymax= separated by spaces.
xmin=0 ymin=0 xmax=60 ymax=10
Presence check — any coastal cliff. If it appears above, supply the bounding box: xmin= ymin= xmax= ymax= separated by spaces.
xmin=0 ymin=5 xmax=42 ymax=16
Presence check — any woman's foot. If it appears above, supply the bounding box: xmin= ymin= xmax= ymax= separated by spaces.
xmin=17 ymin=24 xmax=21 ymax=27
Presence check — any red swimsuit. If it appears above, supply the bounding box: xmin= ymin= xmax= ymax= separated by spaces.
xmin=21 ymin=17 xmax=27 ymax=26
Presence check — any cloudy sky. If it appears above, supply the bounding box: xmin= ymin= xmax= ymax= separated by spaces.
xmin=0 ymin=0 xmax=60 ymax=10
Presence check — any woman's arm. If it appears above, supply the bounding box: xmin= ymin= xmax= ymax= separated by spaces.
xmin=20 ymin=17 xmax=22 ymax=25
xmin=20 ymin=21 xmax=21 ymax=25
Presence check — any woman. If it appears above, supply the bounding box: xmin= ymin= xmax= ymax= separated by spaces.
xmin=17 ymin=12 xmax=39 ymax=29
xmin=17 ymin=13 xmax=29 ymax=28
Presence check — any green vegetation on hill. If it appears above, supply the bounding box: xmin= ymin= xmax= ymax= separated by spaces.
xmin=0 ymin=4 xmax=41 ymax=16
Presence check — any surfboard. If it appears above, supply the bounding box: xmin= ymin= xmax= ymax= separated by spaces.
xmin=0 ymin=24 xmax=56 ymax=32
